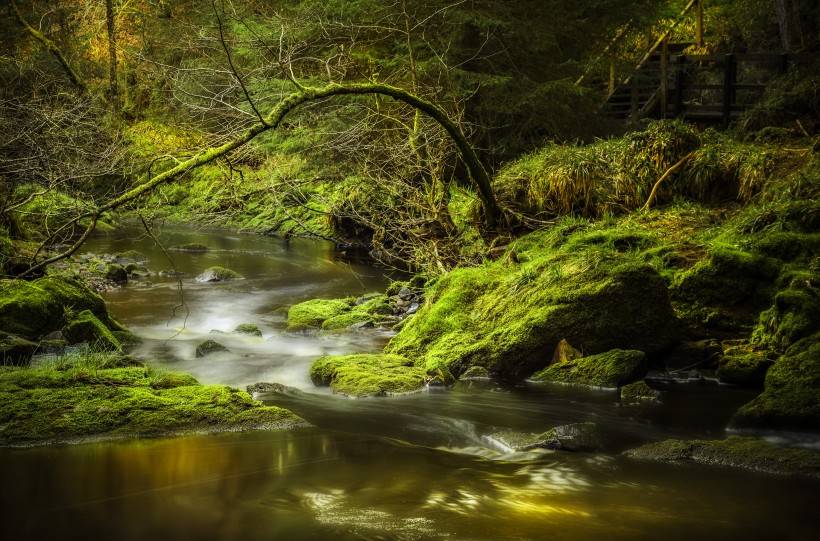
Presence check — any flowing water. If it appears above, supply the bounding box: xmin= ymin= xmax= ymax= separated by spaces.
xmin=2 ymin=226 xmax=819 ymax=540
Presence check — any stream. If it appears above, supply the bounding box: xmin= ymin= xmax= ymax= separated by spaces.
xmin=1 ymin=225 xmax=819 ymax=540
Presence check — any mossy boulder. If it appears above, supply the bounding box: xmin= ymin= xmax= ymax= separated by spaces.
xmin=105 ymin=264 xmax=128 ymax=284
xmin=387 ymin=255 xmax=677 ymax=380
xmin=0 ymin=276 xmax=111 ymax=339
xmin=731 ymin=334 xmax=820 ymax=431
xmin=234 ymin=323 xmax=262 ymax=337
xmin=195 ymin=339 xmax=228 ymax=357
xmin=0 ymin=332 xmax=37 ymax=366
xmin=196 ymin=266 xmax=242 ymax=282
xmin=287 ymin=295 xmax=395 ymax=332
xmin=531 ymin=349 xmax=647 ymax=389
xmin=717 ymin=351 xmax=773 ymax=387
xmin=62 ymin=310 xmax=122 ymax=352
xmin=620 ymin=380 xmax=662 ymax=405
xmin=287 ymin=298 xmax=354 ymax=331
xmin=671 ymin=247 xmax=780 ymax=330
xmin=624 ymin=436 xmax=820 ymax=479
xmin=309 ymin=353 xmax=426 ymax=397
xmin=752 ymin=274 xmax=820 ymax=352
xmin=0 ymin=355 xmax=304 ymax=446
xmin=485 ymin=422 xmax=602 ymax=453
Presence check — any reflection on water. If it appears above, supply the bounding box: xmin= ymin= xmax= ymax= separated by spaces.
xmin=3 ymin=226 xmax=819 ymax=540
xmin=2 ymin=429 xmax=819 ymax=541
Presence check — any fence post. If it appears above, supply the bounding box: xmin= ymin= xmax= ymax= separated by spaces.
xmin=674 ymin=56 xmax=687 ymax=118
xmin=696 ymin=0 xmax=704 ymax=47
xmin=609 ymin=60 xmax=616 ymax=94
xmin=722 ymin=53 xmax=736 ymax=128
xmin=660 ymin=38 xmax=669 ymax=118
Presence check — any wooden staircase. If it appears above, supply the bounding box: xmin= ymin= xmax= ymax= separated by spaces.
xmin=604 ymin=41 xmax=692 ymax=120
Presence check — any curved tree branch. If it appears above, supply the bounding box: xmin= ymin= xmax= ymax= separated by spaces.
xmin=19 ymin=82 xmax=501 ymax=276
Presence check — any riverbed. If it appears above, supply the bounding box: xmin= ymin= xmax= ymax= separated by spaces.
xmin=1 ymin=226 xmax=818 ymax=540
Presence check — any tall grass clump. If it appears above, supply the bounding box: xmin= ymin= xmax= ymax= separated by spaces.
xmin=495 ymin=120 xmax=784 ymax=225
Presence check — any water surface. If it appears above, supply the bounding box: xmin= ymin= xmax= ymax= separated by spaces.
xmin=2 ymin=226 xmax=818 ymax=540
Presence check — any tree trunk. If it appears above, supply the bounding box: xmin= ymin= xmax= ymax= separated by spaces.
xmin=106 ymin=0 xmax=120 ymax=115
xmin=775 ymin=0 xmax=804 ymax=52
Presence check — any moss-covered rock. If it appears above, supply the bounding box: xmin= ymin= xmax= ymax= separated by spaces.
xmin=195 ymin=266 xmax=243 ymax=282
xmin=717 ymin=351 xmax=773 ymax=387
xmin=752 ymin=273 xmax=820 ymax=352
xmin=195 ymin=339 xmax=228 ymax=357
xmin=234 ymin=323 xmax=262 ymax=337
xmin=485 ymin=422 xmax=602 ymax=453
xmin=0 ymin=332 xmax=37 ymax=366
xmin=531 ymin=349 xmax=647 ymax=388
xmin=309 ymin=353 xmax=426 ymax=397
xmin=62 ymin=310 xmax=122 ymax=351
xmin=0 ymin=354 xmax=305 ymax=446
xmin=731 ymin=334 xmax=820 ymax=431
xmin=671 ymin=247 xmax=780 ymax=331
xmin=460 ymin=366 xmax=490 ymax=379
xmin=105 ymin=264 xmax=128 ymax=284
xmin=287 ymin=294 xmax=397 ymax=332
xmin=620 ymin=380 xmax=662 ymax=405
xmin=0 ymin=276 xmax=111 ymax=339
xmin=287 ymin=298 xmax=354 ymax=331
xmin=387 ymin=244 xmax=677 ymax=380
xmin=624 ymin=436 xmax=820 ymax=479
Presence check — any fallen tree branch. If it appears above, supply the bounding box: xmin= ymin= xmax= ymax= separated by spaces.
xmin=641 ymin=151 xmax=696 ymax=211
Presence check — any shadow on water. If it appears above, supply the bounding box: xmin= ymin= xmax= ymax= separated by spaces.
xmin=3 ymin=226 xmax=818 ymax=540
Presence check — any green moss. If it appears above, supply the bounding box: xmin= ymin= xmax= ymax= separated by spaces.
xmin=625 ymin=436 xmax=820 ymax=478
xmin=532 ymin=349 xmax=647 ymax=389
xmin=620 ymin=380 xmax=662 ymax=404
xmin=0 ymin=277 xmax=110 ymax=339
xmin=717 ymin=351 xmax=773 ymax=387
xmin=0 ymin=332 xmax=37 ymax=366
xmin=732 ymin=334 xmax=820 ymax=431
xmin=287 ymin=298 xmax=354 ymax=331
xmin=320 ymin=294 xmax=394 ymax=331
xmin=0 ymin=355 xmax=304 ymax=446
xmin=195 ymin=339 xmax=228 ymax=357
xmin=62 ymin=310 xmax=121 ymax=352
xmin=671 ymin=246 xmax=780 ymax=307
xmin=752 ymin=275 xmax=820 ymax=352
xmin=234 ymin=323 xmax=262 ymax=337
xmin=309 ymin=354 xmax=426 ymax=397
xmin=387 ymin=235 xmax=677 ymax=379
xmin=196 ymin=266 xmax=243 ymax=282
xmin=321 ymin=311 xmax=374 ymax=330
